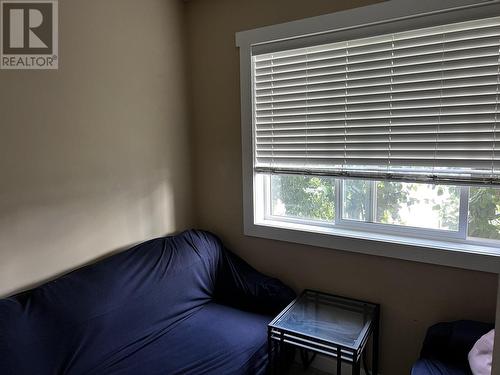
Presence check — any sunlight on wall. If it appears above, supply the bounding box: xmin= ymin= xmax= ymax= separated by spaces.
xmin=0 ymin=0 xmax=192 ymax=297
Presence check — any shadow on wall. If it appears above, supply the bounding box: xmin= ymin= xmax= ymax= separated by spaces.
xmin=0 ymin=171 xmax=188 ymax=298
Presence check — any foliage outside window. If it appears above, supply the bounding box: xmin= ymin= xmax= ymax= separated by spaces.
xmin=269 ymin=174 xmax=500 ymax=241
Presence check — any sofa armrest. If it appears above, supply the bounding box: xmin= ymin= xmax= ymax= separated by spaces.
xmin=214 ymin=247 xmax=296 ymax=315
xmin=419 ymin=320 xmax=494 ymax=370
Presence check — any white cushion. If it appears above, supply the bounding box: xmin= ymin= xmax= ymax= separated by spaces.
xmin=468 ymin=329 xmax=495 ymax=375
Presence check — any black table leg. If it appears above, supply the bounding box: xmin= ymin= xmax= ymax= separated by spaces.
xmin=278 ymin=332 xmax=285 ymax=374
xmin=352 ymin=356 xmax=361 ymax=375
xmin=372 ymin=306 xmax=380 ymax=375
xmin=337 ymin=347 xmax=342 ymax=375
xmin=362 ymin=352 xmax=370 ymax=375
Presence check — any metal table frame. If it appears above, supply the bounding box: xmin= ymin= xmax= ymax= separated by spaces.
xmin=268 ymin=289 xmax=380 ymax=375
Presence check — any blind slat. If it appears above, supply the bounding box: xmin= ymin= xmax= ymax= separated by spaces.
xmin=252 ymin=15 xmax=500 ymax=184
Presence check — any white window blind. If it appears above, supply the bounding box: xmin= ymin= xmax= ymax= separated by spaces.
xmin=252 ymin=16 xmax=500 ymax=185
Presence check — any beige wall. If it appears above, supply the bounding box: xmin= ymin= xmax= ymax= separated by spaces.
xmin=185 ymin=0 xmax=499 ymax=374
xmin=0 ymin=0 xmax=193 ymax=297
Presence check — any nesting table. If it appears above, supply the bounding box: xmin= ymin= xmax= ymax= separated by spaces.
xmin=268 ymin=289 xmax=380 ymax=374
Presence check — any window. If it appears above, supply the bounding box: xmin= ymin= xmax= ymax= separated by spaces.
xmin=237 ymin=0 xmax=500 ymax=272
xmin=267 ymin=175 xmax=467 ymax=234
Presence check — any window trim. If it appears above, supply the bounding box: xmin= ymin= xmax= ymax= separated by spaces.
xmin=250 ymin=216 xmax=500 ymax=272
xmin=236 ymin=0 xmax=500 ymax=273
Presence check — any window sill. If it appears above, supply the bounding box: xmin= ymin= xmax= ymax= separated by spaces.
xmin=246 ymin=219 xmax=500 ymax=273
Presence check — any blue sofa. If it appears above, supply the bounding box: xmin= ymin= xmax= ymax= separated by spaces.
xmin=412 ymin=320 xmax=494 ymax=375
xmin=0 ymin=230 xmax=295 ymax=375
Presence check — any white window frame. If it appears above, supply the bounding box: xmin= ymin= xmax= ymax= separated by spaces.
xmin=236 ymin=0 xmax=500 ymax=273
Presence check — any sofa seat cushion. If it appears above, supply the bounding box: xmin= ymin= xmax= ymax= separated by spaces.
xmin=412 ymin=359 xmax=470 ymax=375
xmin=81 ymin=302 xmax=270 ymax=375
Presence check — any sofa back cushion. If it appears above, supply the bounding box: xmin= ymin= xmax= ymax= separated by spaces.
xmin=0 ymin=230 xmax=223 ymax=375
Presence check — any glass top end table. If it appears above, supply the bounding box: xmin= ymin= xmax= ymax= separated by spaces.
xmin=268 ymin=289 xmax=380 ymax=375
